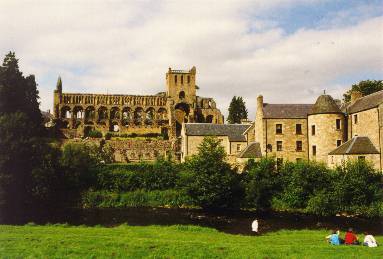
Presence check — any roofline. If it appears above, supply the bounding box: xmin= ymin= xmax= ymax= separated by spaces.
xmin=308 ymin=111 xmax=344 ymax=116
xmin=328 ymin=136 xmax=380 ymax=155
xmin=263 ymin=117 xmax=308 ymax=119
xmin=242 ymin=122 xmax=255 ymax=135
xmin=347 ymin=106 xmax=379 ymax=115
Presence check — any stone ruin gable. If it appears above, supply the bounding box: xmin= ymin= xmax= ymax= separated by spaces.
xmin=106 ymin=139 xmax=177 ymax=162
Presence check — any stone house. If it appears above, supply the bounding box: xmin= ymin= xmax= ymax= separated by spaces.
xmin=253 ymin=90 xmax=382 ymax=171
xmin=180 ymin=123 xmax=260 ymax=164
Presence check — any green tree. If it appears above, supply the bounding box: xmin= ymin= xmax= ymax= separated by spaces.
xmin=0 ymin=52 xmax=52 ymax=217
xmin=343 ymin=80 xmax=383 ymax=102
xmin=180 ymin=137 xmax=243 ymax=209
xmin=227 ymin=96 xmax=248 ymax=124
xmin=0 ymin=52 xmax=43 ymax=132
xmin=241 ymin=158 xmax=281 ymax=209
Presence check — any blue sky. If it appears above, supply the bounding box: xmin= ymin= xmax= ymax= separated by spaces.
xmin=0 ymin=0 xmax=382 ymax=119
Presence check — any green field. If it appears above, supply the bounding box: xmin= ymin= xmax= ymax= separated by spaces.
xmin=0 ymin=224 xmax=382 ymax=258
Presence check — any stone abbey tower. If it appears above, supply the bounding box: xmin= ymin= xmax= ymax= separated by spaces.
xmin=53 ymin=67 xmax=224 ymax=139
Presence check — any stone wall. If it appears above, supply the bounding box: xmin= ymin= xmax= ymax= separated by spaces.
xmin=328 ymin=154 xmax=381 ymax=170
xmin=348 ymin=106 xmax=382 ymax=171
xmin=264 ymin=118 xmax=309 ymax=162
xmin=106 ymin=139 xmax=176 ymax=162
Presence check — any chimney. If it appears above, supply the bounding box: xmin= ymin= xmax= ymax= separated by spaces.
xmin=350 ymin=91 xmax=362 ymax=104
xmin=257 ymin=95 xmax=263 ymax=111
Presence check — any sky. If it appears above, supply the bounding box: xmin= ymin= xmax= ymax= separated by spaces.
xmin=0 ymin=0 xmax=382 ymax=119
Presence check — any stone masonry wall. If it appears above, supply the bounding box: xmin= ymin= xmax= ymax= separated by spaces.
xmin=264 ymin=118 xmax=309 ymax=162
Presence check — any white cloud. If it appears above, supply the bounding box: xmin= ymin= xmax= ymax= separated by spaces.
xmin=0 ymin=0 xmax=382 ymax=120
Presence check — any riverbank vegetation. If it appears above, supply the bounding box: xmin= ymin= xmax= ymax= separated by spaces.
xmin=0 ymin=224 xmax=382 ymax=258
xmin=78 ymin=137 xmax=382 ymax=217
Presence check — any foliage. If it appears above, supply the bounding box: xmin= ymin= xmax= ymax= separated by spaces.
xmin=0 ymin=52 xmax=53 ymax=215
xmin=82 ymin=189 xmax=194 ymax=208
xmin=241 ymin=158 xmax=281 ymax=209
xmin=59 ymin=142 xmax=102 ymax=193
xmin=87 ymin=130 xmax=102 ymax=138
xmin=227 ymin=96 xmax=248 ymax=124
xmin=181 ymin=137 xmax=244 ymax=209
xmin=1 ymin=225 xmax=382 ymax=258
xmin=343 ymin=80 xmax=383 ymax=102
xmin=0 ymin=52 xmax=43 ymax=132
xmin=332 ymin=160 xmax=383 ymax=212
xmin=92 ymin=159 xmax=181 ymax=192
xmin=277 ymin=161 xmax=333 ymax=209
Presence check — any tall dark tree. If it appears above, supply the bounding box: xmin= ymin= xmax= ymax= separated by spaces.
xmin=227 ymin=96 xmax=248 ymax=124
xmin=0 ymin=52 xmax=42 ymax=131
xmin=343 ymin=80 xmax=383 ymax=102
xmin=0 ymin=52 xmax=52 ymax=220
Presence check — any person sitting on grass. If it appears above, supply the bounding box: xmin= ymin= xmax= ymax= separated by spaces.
xmin=363 ymin=232 xmax=378 ymax=247
xmin=326 ymin=230 xmax=340 ymax=245
xmin=344 ymin=228 xmax=359 ymax=245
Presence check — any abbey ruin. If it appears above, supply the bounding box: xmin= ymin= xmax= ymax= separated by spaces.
xmin=53 ymin=67 xmax=223 ymax=140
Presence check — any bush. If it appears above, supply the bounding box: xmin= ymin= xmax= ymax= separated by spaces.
xmin=180 ymin=137 xmax=243 ymax=209
xmin=92 ymin=158 xmax=182 ymax=192
xmin=60 ymin=142 xmax=102 ymax=192
xmin=241 ymin=158 xmax=281 ymax=209
xmin=87 ymin=130 xmax=102 ymax=138
xmin=104 ymin=132 xmax=112 ymax=140
xmin=82 ymin=189 xmax=194 ymax=208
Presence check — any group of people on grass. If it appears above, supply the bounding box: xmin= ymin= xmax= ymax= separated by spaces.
xmin=326 ymin=228 xmax=378 ymax=247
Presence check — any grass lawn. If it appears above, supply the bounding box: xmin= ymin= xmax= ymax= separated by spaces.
xmin=0 ymin=224 xmax=382 ymax=258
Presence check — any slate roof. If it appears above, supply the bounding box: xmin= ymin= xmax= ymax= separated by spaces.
xmin=346 ymin=90 xmax=383 ymax=114
xmin=237 ymin=142 xmax=262 ymax=158
xmin=310 ymin=95 xmax=342 ymax=114
xmin=184 ymin=123 xmax=251 ymax=142
xmin=328 ymin=136 xmax=380 ymax=155
xmin=263 ymin=104 xmax=313 ymax=119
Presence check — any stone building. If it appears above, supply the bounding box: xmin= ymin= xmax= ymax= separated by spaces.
xmin=180 ymin=123 xmax=259 ymax=164
xmin=253 ymin=90 xmax=383 ymax=171
xmin=328 ymin=136 xmax=380 ymax=168
xmin=254 ymin=95 xmax=313 ymax=164
xmin=53 ymin=67 xmax=224 ymax=139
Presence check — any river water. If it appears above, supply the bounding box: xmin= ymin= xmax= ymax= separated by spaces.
xmin=2 ymin=207 xmax=382 ymax=235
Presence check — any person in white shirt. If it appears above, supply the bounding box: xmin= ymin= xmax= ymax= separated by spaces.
xmin=363 ymin=232 xmax=378 ymax=247
xmin=251 ymin=219 xmax=259 ymax=234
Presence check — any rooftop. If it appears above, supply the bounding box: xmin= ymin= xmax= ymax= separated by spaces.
xmin=328 ymin=136 xmax=380 ymax=155
xmin=346 ymin=90 xmax=383 ymax=114
xmin=310 ymin=94 xmax=342 ymax=114
xmin=263 ymin=104 xmax=313 ymax=119
xmin=183 ymin=123 xmax=251 ymax=142
xmin=237 ymin=142 xmax=262 ymax=158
